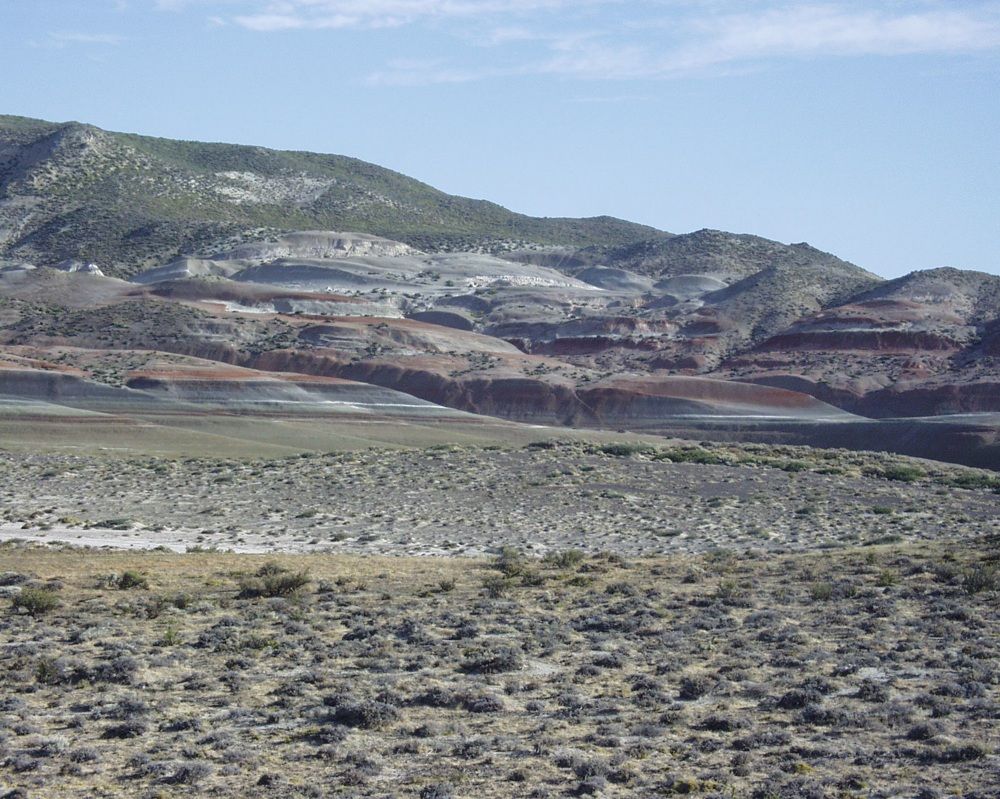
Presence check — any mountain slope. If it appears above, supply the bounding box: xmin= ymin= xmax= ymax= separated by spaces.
xmin=0 ymin=115 xmax=664 ymax=276
xmin=717 ymin=267 xmax=1000 ymax=416
xmin=573 ymin=228 xmax=875 ymax=280
xmin=3 ymin=114 xmax=1000 ymax=467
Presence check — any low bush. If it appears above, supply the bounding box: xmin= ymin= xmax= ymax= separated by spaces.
xmin=963 ymin=566 xmax=998 ymax=595
xmin=238 ymin=563 xmax=310 ymax=598
xmin=543 ymin=549 xmax=586 ymax=570
xmin=116 ymin=571 xmax=149 ymax=590
xmin=12 ymin=588 xmax=59 ymax=616
xmin=874 ymin=465 xmax=925 ymax=483
xmin=462 ymin=646 xmax=523 ymax=674
xmin=598 ymin=443 xmax=655 ymax=457
xmin=494 ymin=547 xmax=527 ymax=577
xmin=325 ymin=696 xmax=399 ymax=729
xmin=655 ymin=447 xmax=725 ymax=465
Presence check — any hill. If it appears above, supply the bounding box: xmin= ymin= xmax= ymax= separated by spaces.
xmin=2 ymin=115 xmax=1000 ymax=468
xmin=0 ymin=115 xmax=663 ymax=277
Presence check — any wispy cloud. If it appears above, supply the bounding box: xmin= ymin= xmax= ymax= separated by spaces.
xmin=367 ymin=3 xmax=1000 ymax=84
xmin=230 ymin=0 xmax=590 ymax=32
xmin=674 ymin=5 xmax=1000 ymax=71
xmin=31 ymin=31 xmax=127 ymax=49
xmin=176 ymin=1 xmax=1000 ymax=83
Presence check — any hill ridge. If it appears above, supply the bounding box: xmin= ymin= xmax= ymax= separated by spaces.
xmin=0 ymin=114 xmax=665 ymax=276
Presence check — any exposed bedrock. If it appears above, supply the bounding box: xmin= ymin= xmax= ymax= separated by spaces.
xmin=0 ymin=367 xmax=139 ymax=402
xmin=576 ymin=377 xmax=849 ymax=424
xmin=857 ymin=382 xmax=1000 ymax=418
xmin=757 ymin=329 xmax=964 ymax=352
xmin=245 ymin=349 xmax=847 ymax=425
xmin=735 ymin=372 xmax=1000 ymax=418
xmin=248 ymin=350 xmax=582 ymax=424
xmin=406 ymin=310 xmax=475 ymax=331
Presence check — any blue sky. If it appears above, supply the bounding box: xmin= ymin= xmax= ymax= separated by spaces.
xmin=2 ymin=1 xmax=999 ymax=277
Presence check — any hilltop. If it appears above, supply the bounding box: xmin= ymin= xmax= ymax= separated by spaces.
xmin=0 ymin=115 xmax=663 ymax=276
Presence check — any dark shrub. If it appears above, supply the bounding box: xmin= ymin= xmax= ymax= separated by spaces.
xmin=464 ymin=694 xmax=505 ymax=714
xmin=412 ymin=687 xmax=462 ymax=709
xmin=69 ymin=747 xmax=100 ymax=763
xmin=598 ymin=443 xmax=654 ymax=457
xmin=871 ymin=464 xmax=924 ymax=482
xmin=163 ymin=762 xmax=213 ymax=785
xmin=575 ymin=776 xmax=607 ymax=795
xmin=35 ymin=657 xmax=73 ymax=685
xmin=420 ymin=783 xmax=454 ymax=799
xmin=678 ymin=675 xmax=712 ymax=701
xmin=116 ymin=571 xmax=149 ymax=590
xmin=90 ymin=655 xmax=138 ymax=685
xmin=699 ymin=714 xmax=748 ymax=732
xmin=777 ymin=689 xmax=822 ymax=710
xmin=907 ymin=722 xmax=943 ymax=741
xmin=102 ymin=720 xmax=147 ymax=739
xmin=963 ymin=566 xmax=998 ymax=595
xmin=928 ymin=743 xmax=989 ymax=763
xmin=461 ymin=646 xmax=523 ymax=674
xmin=238 ymin=563 xmax=310 ymax=598
xmin=494 ymin=547 xmax=527 ymax=577
xmin=11 ymin=588 xmax=58 ymax=616
xmin=797 ymin=704 xmax=852 ymax=727
xmin=325 ymin=696 xmax=399 ymax=729
xmin=856 ymin=680 xmax=890 ymax=703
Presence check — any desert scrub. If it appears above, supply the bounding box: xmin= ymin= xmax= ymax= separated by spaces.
xmin=106 ymin=570 xmax=149 ymax=590
xmin=324 ymin=694 xmax=400 ymax=729
xmin=0 ymin=520 xmax=996 ymax=796
xmin=809 ymin=582 xmax=834 ymax=602
xmin=963 ymin=565 xmax=998 ymax=595
xmin=597 ymin=443 xmax=656 ymax=457
xmin=654 ymin=446 xmax=726 ymax=465
xmin=11 ymin=587 xmax=59 ymax=616
xmin=461 ymin=645 xmax=523 ymax=674
xmin=543 ymin=548 xmax=586 ymax=570
xmin=481 ymin=573 xmax=512 ymax=598
xmin=237 ymin=562 xmax=310 ymax=598
xmin=867 ymin=464 xmax=925 ymax=483
xmin=493 ymin=547 xmax=528 ymax=577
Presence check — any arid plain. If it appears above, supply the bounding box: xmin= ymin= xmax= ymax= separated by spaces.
xmin=1 ymin=114 xmax=999 ymax=798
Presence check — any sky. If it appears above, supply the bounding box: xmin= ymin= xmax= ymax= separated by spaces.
xmin=2 ymin=1 xmax=999 ymax=278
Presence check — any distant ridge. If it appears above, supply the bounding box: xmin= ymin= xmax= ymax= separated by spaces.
xmin=0 ymin=114 xmax=665 ymax=277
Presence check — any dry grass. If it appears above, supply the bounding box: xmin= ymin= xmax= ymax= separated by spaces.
xmin=1 ymin=539 xmax=997 ymax=798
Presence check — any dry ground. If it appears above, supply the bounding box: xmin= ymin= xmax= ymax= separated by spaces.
xmin=0 ymin=540 xmax=997 ymax=798
xmin=1 ymin=442 xmax=999 ymax=556
xmin=0 ymin=441 xmax=998 ymax=798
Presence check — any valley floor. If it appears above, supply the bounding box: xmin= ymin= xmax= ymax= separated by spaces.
xmin=0 ymin=541 xmax=997 ymax=798
xmin=0 ymin=442 xmax=998 ymax=798
xmin=0 ymin=442 xmax=998 ymax=557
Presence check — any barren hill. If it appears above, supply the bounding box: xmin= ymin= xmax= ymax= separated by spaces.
xmin=2 ymin=116 xmax=999 ymax=468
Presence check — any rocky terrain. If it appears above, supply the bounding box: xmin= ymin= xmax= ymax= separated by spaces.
xmin=2 ymin=114 xmax=1000 ymax=468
